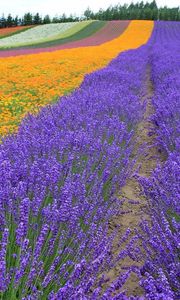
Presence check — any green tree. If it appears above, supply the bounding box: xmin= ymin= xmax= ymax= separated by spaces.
xmin=23 ymin=12 xmax=33 ymax=25
xmin=52 ymin=14 xmax=59 ymax=23
xmin=144 ymin=7 xmax=153 ymax=19
xmin=33 ymin=13 xmax=42 ymax=25
xmin=43 ymin=15 xmax=51 ymax=24
xmin=149 ymin=0 xmax=158 ymax=9
xmin=61 ymin=13 xmax=67 ymax=22
xmin=0 ymin=14 xmax=6 ymax=28
xmin=84 ymin=7 xmax=93 ymax=20
xmin=7 ymin=14 xmax=13 ymax=27
xmin=13 ymin=16 xmax=19 ymax=26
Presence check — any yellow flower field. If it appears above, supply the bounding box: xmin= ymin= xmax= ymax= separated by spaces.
xmin=0 ymin=20 xmax=154 ymax=136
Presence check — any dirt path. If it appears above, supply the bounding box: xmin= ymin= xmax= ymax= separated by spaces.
xmin=103 ymin=66 xmax=160 ymax=297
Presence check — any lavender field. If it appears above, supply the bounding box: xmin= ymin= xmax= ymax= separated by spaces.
xmin=0 ymin=20 xmax=180 ymax=300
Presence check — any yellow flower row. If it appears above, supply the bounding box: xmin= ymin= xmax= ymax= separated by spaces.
xmin=0 ymin=21 xmax=154 ymax=136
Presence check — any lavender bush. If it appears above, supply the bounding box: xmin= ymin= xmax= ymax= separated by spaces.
xmin=0 ymin=46 xmax=149 ymax=299
xmin=139 ymin=21 xmax=180 ymax=300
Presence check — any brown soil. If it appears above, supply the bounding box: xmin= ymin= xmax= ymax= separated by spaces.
xmin=103 ymin=66 xmax=160 ymax=297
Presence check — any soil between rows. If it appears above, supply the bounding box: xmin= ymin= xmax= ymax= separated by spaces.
xmin=102 ymin=66 xmax=161 ymax=297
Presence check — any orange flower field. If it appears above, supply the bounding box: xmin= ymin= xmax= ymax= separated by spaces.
xmin=0 ymin=20 xmax=154 ymax=136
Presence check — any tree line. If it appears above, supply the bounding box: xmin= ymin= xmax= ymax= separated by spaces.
xmin=84 ymin=1 xmax=180 ymax=21
xmin=0 ymin=1 xmax=180 ymax=28
xmin=0 ymin=13 xmax=79 ymax=28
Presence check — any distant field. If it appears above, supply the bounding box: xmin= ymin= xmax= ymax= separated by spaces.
xmin=0 ymin=22 xmax=80 ymax=47
xmin=0 ymin=21 xmax=106 ymax=50
xmin=0 ymin=20 xmax=130 ymax=56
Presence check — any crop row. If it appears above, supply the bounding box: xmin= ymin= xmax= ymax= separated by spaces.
xmin=8 ymin=20 xmax=130 ymax=50
xmin=0 ymin=41 xmax=151 ymax=299
xmin=139 ymin=21 xmax=180 ymax=300
xmin=0 ymin=22 xmax=79 ymax=47
xmin=0 ymin=21 xmax=130 ymax=51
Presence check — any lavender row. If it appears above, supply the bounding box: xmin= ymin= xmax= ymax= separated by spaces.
xmin=139 ymin=21 xmax=180 ymax=300
xmin=0 ymin=46 xmax=149 ymax=299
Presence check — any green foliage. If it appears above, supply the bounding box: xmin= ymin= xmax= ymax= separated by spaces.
xmin=0 ymin=0 xmax=179 ymax=29
xmin=43 ymin=15 xmax=51 ymax=24
xmin=33 ymin=13 xmax=42 ymax=25
xmin=23 ymin=13 xmax=33 ymax=26
xmin=90 ymin=1 xmax=180 ymax=21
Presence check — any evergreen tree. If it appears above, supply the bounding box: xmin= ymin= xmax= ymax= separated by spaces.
xmin=23 ymin=12 xmax=33 ymax=25
xmin=33 ymin=13 xmax=42 ymax=25
xmin=43 ymin=15 xmax=51 ymax=24
xmin=0 ymin=14 xmax=6 ymax=28
xmin=52 ymin=15 xmax=59 ymax=23
xmin=84 ymin=7 xmax=93 ymax=20
xmin=7 ymin=14 xmax=13 ymax=27
xmin=61 ymin=13 xmax=67 ymax=22
xmin=13 ymin=16 xmax=19 ymax=26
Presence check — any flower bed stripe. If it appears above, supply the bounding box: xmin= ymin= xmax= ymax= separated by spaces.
xmin=0 ymin=26 xmax=34 ymax=38
xmin=0 ymin=20 xmax=154 ymax=136
xmin=30 ymin=20 xmax=130 ymax=50
xmin=138 ymin=21 xmax=180 ymax=299
xmin=26 ymin=20 xmax=94 ymax=46
xmin=0 ymin=22 xmax=80 ymax=47
xmin=0 ymin=20 xmax=130 ymax=52
xmin=0 ymin=40 xmax=150 ymax=300
xmin=0 ymin=21 xmax=106 ymax=50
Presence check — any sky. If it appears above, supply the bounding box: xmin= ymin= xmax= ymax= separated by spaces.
xmin=0 ymin=0 xmax=179 ymax=17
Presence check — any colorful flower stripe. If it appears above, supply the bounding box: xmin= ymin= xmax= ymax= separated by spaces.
xmin=31 ymin=20 xmax=130 ymax=51
xmin=1 ymin=20 xmax=130 ymax=52
xmin=0 ymin=26 xmax=34 ymax=38
xmin=0 ymin=20 xmax=154 ymax=136
xmin=0 ymin=21 xmax=106 ymax=53
xmin=0 ymin=22 xmax=81 ymax=47
xmin=50 ymin=20 xmax=94 ymax=40
xmin=25 ymin=20 xmax=93 ymax=46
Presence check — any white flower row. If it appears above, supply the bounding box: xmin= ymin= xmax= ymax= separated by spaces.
xmin=0 ymin=22 xmax=78 ymax=47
